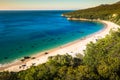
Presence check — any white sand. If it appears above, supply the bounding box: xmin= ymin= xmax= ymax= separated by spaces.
xmin=0 ymin=20 xmax=119 ymax=72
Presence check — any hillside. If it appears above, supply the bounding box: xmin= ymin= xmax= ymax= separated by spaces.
xmin=0 ymin=2 xmax=120 ymax=80
xmin=63 ymin=2 xmax=120 ymax=25
xmin=116 ymin=1 xmax=120 ymax=4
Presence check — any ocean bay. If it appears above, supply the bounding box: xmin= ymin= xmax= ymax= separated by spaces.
xmin=0 ymin=10 xmax=104 ymax=64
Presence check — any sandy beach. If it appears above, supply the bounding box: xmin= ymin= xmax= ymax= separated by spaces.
xmin=0 ymin=20 xmax=119 ymax=72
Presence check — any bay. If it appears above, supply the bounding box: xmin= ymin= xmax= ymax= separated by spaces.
xmin=0 ymin=10 xmax=104 ymax=64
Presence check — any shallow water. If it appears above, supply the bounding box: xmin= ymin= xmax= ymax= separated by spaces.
xmin=0 ymin=10 xmax=104 ymax=64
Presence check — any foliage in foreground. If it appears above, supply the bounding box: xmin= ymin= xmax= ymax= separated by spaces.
xmin=1 ymin=1 xmax=120 ymax=80
xmin=0 ymin=29 xmax=120 ymax=80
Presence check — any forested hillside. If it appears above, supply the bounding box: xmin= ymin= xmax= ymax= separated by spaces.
xmin=63 ymin=2 xmax=120 ymax=25
xmin=0 ymin=1 xmax=120 ymax=80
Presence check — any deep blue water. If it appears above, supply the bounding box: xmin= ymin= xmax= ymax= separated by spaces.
xmin=0 ymin=10 xmax=104 ymax=64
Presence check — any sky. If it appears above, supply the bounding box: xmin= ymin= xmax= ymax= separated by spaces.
xmin=0 ymin=0 xmax=119 ymax=10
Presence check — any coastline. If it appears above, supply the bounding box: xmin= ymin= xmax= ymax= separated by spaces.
xmin=0 ymin=19 xmax=119 ymax=72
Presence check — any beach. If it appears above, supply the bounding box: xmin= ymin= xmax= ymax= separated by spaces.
xmin=0 ymin=20 xmax=119 ymax=72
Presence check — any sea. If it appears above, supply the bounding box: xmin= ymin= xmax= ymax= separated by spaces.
xmin=0 ymin=10 xmax=104 ymax=64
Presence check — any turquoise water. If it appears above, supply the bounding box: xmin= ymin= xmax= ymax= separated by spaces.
xmin=0 ymin=10 xmax=104 ymax=64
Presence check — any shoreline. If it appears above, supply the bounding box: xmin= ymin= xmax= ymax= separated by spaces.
xmin=0 ymin=19 xmax=119 ymax=72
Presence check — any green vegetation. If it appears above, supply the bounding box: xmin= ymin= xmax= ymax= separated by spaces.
xmin=63 ymin=2 xmax=120 ymax=25
xmin=0 ymin=1 xmax=120 ymax=80
xmin=1 ymin=30 xmax=120 ymax=80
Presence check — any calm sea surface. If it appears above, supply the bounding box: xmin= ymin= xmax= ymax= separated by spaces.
xmin=0 ymin=10 xmax=104 ymax=64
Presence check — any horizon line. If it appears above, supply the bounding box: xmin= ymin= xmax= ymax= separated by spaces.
xmin=0 ymin=8 xmax=79 ymax=10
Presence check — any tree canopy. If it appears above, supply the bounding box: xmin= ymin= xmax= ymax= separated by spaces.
xmin=0 ymin=1 xmax=120 ymax=80
xmin=63 ymin=2 xmax=120 ymax=25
